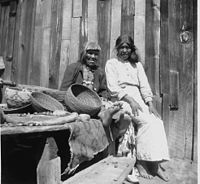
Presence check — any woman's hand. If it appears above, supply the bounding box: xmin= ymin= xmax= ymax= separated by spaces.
xmin=122 ymin=95 xmax=143 ymax=116
xmin=129 ymin=100 xmax=143 ymax=116
xmin=148 ymin=101 xmax=161 ymax=118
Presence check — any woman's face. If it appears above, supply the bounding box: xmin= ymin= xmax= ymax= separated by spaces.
xmin=85 ymin=50 xmax=100 ymax=67
xmin=117 ymin=43 xmax=132 ymax=61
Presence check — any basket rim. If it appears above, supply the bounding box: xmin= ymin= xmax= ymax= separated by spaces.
xmin=70 ymin=83 xmax=101 ymax=98
xmin=0 ymin=103 xmax=32 ymax=114
xmin=64 ymin=84 xmax=102 ymax=115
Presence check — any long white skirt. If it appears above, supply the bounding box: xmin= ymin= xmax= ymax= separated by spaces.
xmin=119 ymin=85 xmax=170 ymax=162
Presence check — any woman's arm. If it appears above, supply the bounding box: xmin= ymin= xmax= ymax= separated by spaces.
xmin=137 ymin=62 xmax=153 ymax=103
xmin=122 ymin=94 xmax=143 ymax=116
xmin=97 ymin=69 xmax=111 ymax=100
xmin=146 ymin=101 xmax=161 ymax=118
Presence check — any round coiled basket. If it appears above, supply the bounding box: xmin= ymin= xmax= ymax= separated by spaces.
xmin=31 ymin=92 xmax=65 ymax=112
xmin=64 ymin=84 xmax=102 ymax=116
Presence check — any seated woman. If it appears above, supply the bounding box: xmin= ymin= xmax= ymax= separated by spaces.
xmin=60 ymin=41 xmax=109 ymax=100
xmin=105 ymin=35 xmax=170 ymax=181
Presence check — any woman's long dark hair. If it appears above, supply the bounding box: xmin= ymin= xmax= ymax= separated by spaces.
xmin=115 ymin=35 xmax=139 ymax=64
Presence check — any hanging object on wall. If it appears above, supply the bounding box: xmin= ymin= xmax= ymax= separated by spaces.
xmin=179 ymin=24 xmax=192 ymax=44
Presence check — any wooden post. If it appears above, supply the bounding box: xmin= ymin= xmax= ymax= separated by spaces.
xmin=134 ymin=0 xmax=145 ymax=65
xmin=97 ymin=0 xmax=111 ymax=68
xmin=58 ymin=0 xmax=72 ymax=88
xmin=110 ymin=0 xmax=122 ymax=58
xmin=37 ymin=137 xmax=61 ymax=184
xmin=40 ymin=0 xmax=52 ymax=87
xmin=88 ymin=0 xmax=98 ymax=42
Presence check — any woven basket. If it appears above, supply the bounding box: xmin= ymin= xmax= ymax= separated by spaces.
xmin=5 ymin=87 xmax=31 ymax=108
xmin=31 ymin=92 xmax=65 ymax=112
xmin=64 ymin=84 xmax=102 ymax=116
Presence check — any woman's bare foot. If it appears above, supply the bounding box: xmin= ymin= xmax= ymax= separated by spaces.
xmin=156 ymin=164 xmax=169 ymax=182
xmin=136 ymin=160 xmax=153 ymax=179
xmin=150 ymin=162 xmax=169 ymax=182
xmin=98 ymin=103 xmax=122 ymax=127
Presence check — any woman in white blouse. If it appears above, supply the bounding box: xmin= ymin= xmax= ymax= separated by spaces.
xmin=105 ymin=35 xmax=170 ymax=181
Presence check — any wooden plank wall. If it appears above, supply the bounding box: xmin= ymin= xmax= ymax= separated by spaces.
xmin=0 ymin=0 xmax=140 ymax=87
xmin=159 ymin=0 xmax=197 ymax=161
xmin=0 ymin=0 xmax=197 ymax=162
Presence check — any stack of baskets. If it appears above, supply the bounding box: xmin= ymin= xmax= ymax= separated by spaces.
xmin=64 ymin=84 xmax=102 ymax=116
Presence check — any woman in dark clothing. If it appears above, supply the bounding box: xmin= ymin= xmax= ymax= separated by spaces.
xmin=60 ymin=41 xmax=110 ymax=99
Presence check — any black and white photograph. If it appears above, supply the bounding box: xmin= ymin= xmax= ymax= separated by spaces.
xmin=0 ymin=0 xmax=198 ymax=184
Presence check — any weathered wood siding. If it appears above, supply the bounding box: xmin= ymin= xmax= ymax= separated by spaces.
xmin=159 ymin=0 xmax=197 ymax=161
xmin=0 ymin=0 xmax=197 ymax=162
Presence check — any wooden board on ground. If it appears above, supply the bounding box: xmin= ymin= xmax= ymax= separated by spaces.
xmin=63 ymin=156 xmax=136 ymax=184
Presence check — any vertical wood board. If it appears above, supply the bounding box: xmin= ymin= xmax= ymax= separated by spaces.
xmin=49 ymin=0 xmax=62 ymax=89
xmin=167 ymin=0 xmax=185 ymax=159
xmin=13 ymin=0 xmax=25 ymax=84
xmin=62 ymin=0 xmax=72 ymax=40
xmin=73 ymin=0 xmax=82 ymax=18
xmin=97 ymin=0 xmax=111 ymax=69
xmin=12 ymin=0 xmax=21 ymax=83
xmin=40 ymin=28 xmax=51 ymax=87
xmin=30 ymin=0 xmax=43 ymax=85
xmin=160 ymin=0 xmax=169 ymax=94
xmin=152 ymin=0 xmax=160 ymax=96
xmin=88 ymin=0 xmax=98 ymax=41
xmin=134 ymin=0 xmax=145 ymax=64
xmin=40 ymin=0 xmax=52 ymax=87
xmin=121 ymin=0 xmax=135 ymax=39
xmin=192 ymin=0 xmax=197 ymax=162
xmin=110 ymin=0 xmax=122 ymax=58
xmin=69 ymin=18 xmax=81 ymax=64
xmin=25 ymin=0 xmax=36 ymax=85
xmin=0 ymin=5 xmax=7 ymax=56
xmin=145 ymin=0 xmax=155 ymax=94
xmin=179 ymin=0 xmax=195 ymax=160
xmin=37 ymin=138 xmax=61 ymax=184
xmin=80 ymin=0 xmax=88 ymax=50
xmin=0 ymin=4 xmax=3 ymax=53
xmin=6 ymin=1 xmax=17 ymax=63
xmin=59 ymin=0 xmax=72 ymax=88
xmin=2 ymin=5 xmax=10 ymax=81
xmin=15 ymin=0 xmax=35 ymax=84
xmin=59 ymin=39 xmax=71 ymax=88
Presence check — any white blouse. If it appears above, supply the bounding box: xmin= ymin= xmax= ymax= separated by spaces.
xmin=105 ymin=58 xmax=153 ymax=103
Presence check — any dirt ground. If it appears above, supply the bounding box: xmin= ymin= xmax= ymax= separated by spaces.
xmin=135 ymin=157 xmax=197 ymax=184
